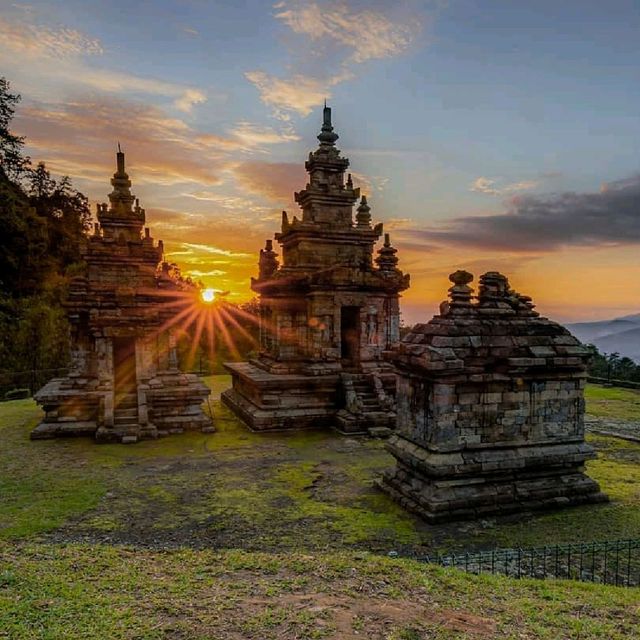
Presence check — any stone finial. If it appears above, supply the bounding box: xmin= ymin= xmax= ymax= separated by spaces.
xmin=281 ymin=210 xmax=290 ymax=232
xmin=356 ymin=195 xmax=371 ymax=228
xmin=478 ymin=272 xmax=511 ymax=308
xmin=506 ymin=288 xmax=539 ymax=316
xmin=108 ymin=146 xmax=135 ymax=214
xmin=116 ymin=143 xmax=125 ymax=174
xmin=259 ymin=239 xmax=279 ymax=279
xmin=447 ymin=270 xmax=474 ymax=309
xmin=317 ymin=104 xmax=339 ymax=146
xmin=375 ymin=233 xmax=399 ymax=272
xmin=346 ymin=173 xmax=353 ymax=189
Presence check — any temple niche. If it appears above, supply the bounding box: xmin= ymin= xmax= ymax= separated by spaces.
xmin=379 ymin=271 xmax=607 ymax=521
xmin=223 ymin=106 xmax=409 ymax=433
xmin=32 ymin=149 xmax=213 ymax=444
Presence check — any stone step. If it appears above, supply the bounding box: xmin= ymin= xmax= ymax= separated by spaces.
xmin=114 ymin=408 xmax=138 ymax=419
xmin=368 ymin=426 xmax=392 ymax=438
xmin=114 ymin=416 xmax=139 ymax=426
xmin=114 ymin=396 xmax=137 ymax=409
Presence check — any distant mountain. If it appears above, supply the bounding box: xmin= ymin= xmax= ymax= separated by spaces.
xmin=567 ymin=313 xmax=640 ymax=363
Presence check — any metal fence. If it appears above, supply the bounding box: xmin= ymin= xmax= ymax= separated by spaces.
xmin=425 ymin=539 xmax=640 ymax=587
xmin=588 ymin=376 xmax=640 ymax=390
xmin=0 ymin=367 xmax=69 ymax=398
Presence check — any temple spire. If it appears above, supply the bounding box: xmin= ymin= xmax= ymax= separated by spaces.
xmin=116 ymin=143 xmax=125 ymax=175
xmin=356 ymin=195 xmax=371 ymax=228
xmin=375 ymin=233 xmax=399 ymax=272
xmin=317 ymin=103 xmax=339 ymax=146
xmin=108 ymin=145 xmax=135 ymax=214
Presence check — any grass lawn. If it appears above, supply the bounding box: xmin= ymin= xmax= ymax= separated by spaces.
xmin=1 ymin=378 xmax=639 ymax=638
xmin=584 ymin=384 xmax=640 ymax=422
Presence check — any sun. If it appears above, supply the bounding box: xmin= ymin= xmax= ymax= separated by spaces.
xmin=201 ymin=288 xmax=216 ymax=303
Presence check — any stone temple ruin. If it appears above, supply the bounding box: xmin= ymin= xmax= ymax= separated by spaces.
xmin=380 ymin=270 xmax=607 ymax=521
xmin=29 ymin=109 xmax=604 ymax=523
xmin=32 ymin=149 xmax=212 ymax=443
xmin=223 ymin=106 xmax=409 ymax=433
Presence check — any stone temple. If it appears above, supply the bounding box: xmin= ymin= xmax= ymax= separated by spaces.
xmin=380 ymin=270 xmax=607 ymax=521
xmin=223 ymin=106 xmax=410 ymax=433
xmin=32 ymin=149 xmax=212 ymax=443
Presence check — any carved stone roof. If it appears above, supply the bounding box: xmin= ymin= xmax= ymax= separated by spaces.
xmin=392 ymin=271 xmax=590 ymax=377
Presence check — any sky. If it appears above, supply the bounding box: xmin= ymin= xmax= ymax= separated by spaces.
xmin=2 ymin=0 xmax=639 ymax=324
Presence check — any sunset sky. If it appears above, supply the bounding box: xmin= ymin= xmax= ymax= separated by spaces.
xmin=2 ymin=0 xmax=639 ymax=324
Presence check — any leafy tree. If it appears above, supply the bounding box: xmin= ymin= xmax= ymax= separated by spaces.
xmin=586 ymin=344 xmax=640 ymax=384
xmin=0 ymin=77 xmax=29 ymax=180
xmin=0 ymin=75 xmax=92 ymax=384
xmin=27 ymin=162 xmax=91 ymax=270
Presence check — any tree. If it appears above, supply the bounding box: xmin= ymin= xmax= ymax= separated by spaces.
xmin=27 ymin=162 xmax=91 ymax=271
xmin=0 ymin=77 xmax=29 ymax=180
xmin=0 ymin=74 xmax=91 ymax=383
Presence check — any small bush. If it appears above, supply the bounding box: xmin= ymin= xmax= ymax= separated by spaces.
xmin=4 ymin=388 xmax=30 ymax=400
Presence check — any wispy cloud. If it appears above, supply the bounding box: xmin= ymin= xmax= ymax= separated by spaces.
xmin=0 ymin=14 xmax=207 ymax=113
xmin=233 ymin=161 xmax=307 ymax=202
xmin=470 ymin=176 xmax=539 ymax=196
xmin=244 ymin=70 xmax=351 ymax=119
xmin=183 ymin=190 xmax=271 ymax=214
xmin=246 ymin=0 xmax=424 ymax=119
xmin=18 ymin=97 xmax=232 ymax=186
xmin=0 ymin=15 xmax=103 ymax=58
xmin=182 ymin=243 xmax=251 ymax=258
xmin=184 ymin=269 xmax=227 ymax=277
xmin=230 ymin=121 xmax=301 ymax=147
xmin=274 ymin=0 xmax=419 ymax=64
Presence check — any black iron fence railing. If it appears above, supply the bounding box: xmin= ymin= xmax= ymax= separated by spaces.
xmin=588 ymin=376 xmax=640 ymax=390
xmin=0 ymin=367 xmax=70 ymax=398
xmin=424 ymin=539 xmax=640 ymax=587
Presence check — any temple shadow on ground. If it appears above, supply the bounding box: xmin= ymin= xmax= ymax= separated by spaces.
xmin=3 ymin=376 xmax=640 ymax=554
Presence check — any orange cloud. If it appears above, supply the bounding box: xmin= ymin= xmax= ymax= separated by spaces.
xmin=244 ymin=70 xmax=351 ymax=119
xmin=18 ymin=97 xmax=238 ymax=187
xmin=0 ymin=15 xmax=103 ymax=58
xmin=233 ymin=161 xmax=307 ymax=204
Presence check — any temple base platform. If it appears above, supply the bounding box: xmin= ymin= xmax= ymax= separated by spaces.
xmin=378 ymin=434 xmax=608 ymax=522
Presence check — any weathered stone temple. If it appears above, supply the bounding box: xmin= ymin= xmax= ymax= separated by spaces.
xmin=380 ymin=271 xmax=607 ymax=521
xmin=223 ymin=107 xmax=409 ymax=433
xmin=32 ymin=150 xmax=212 ymax=443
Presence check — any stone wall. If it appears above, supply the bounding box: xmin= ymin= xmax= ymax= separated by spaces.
xmin=380 ymin=270 xmax=607 ymax=521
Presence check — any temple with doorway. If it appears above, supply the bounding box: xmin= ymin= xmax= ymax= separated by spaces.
xmin=32 ymin=149 xmax=213 ymax=443
xmin=222 ymin=106 xmax=409 ymax=433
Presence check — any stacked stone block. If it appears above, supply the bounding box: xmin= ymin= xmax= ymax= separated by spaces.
xmin=32 ymin=150 xmax=212 ymax=443
xmin=223 ymin=106 xmax=408 ymax=433
xmin=380 ymin=270 xmax=607 ymax=521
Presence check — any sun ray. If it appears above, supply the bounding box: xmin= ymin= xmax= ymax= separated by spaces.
xmin=219 ymin=305 xmax=258 ymax=347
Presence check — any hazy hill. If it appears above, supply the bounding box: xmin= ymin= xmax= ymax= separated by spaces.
xmin=568 ymin=313 xmax=640 ymax=363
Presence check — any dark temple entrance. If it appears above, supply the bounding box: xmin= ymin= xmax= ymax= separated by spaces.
xmin=113 ymin=337 xmax=137 ymax=396
xmin=340 ymin=306 xmax=360 ymax=366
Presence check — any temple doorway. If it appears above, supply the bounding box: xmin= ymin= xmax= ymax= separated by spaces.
xmin=341 ymin=306 xmax=360 ymax=366
xmin=113 ymin=337 xmax=137 ymax=397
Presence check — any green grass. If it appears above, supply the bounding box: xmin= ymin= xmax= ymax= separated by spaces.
xmin=1 ymin=379 xmax=640 ymax=553
xmin=0 ymin=399 xmax=105 ymax=539
xmin=585 ymin=384 xmax=640 ymax=421
xmin=1 ymin=377 xmax=640 ymax=637
xmin=1 ymin=543 xmax=639 ymax=639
